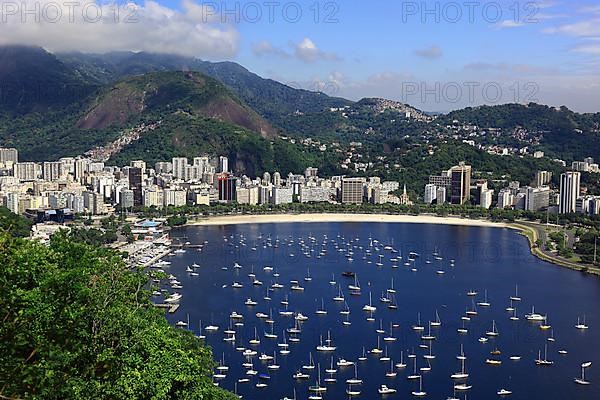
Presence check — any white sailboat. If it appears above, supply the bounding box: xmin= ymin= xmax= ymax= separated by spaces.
xmin=362 ymin=291 xmax=377 ymax=312
xmin=576 ymin=315 xmax=589 ymax=329
xmin=575 ymin=363 xmax=591 ymax=385
xmin=411 ymin=375 xmax=426 ymax=396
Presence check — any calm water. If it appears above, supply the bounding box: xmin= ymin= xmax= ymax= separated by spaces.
xmin=158 ymin=222 xmax=600 ymax=400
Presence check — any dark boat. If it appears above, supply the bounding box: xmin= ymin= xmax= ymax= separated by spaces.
xmin=342 ymin=271 xmax=356 ymax=278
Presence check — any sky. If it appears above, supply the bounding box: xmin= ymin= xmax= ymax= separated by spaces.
xmin=1 ymin=0 xmax=600 ymax=112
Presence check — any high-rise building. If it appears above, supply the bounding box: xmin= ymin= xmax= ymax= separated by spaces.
xmin=130 ymin=160 xmax=146 ymax=173
xmin=450 ymin=163 xmax=472 ymax=205
xmin=74 ymin=159 xmax=91 ymax=181
xmin=424 ymin=183 xmax=437 ymax=204
xmin=217 ymin=173 xmax=237 ymax=202
xmin=43 ymin=162 xmax=63 ymax=181
xmin=172 ymin=157 xmax=188 ymax=179
xmin=128 ymin=167 xmax=143 ymax=207
xmin=13 ymin=162 xmax=40 ymax=181
xmin=341 ymin=177 xmax=365 ymax=204
xmin=0 ymin=148 xmax=18 ymax=163
xmin=497 ymin=189 xmax=514 ymax=209
xmin=155 ymin=162 xmax=173 ymax=174
xmin=219 ymin=156 xmax=229 ymax=173
xmin=436 ymin=187 xmax=447 ymax=204
xmin=6 ymin=192 xmax=19 ymax=214
xmin=559 ymin=172 xmax=581 ymax=214
xmin=120 ymin=189 xmax=135 ymax=209
xmin=271 ymin=186 xmax=294 ymax=205
xmin=304 ymin=167 xmax=318 ymax=178
xmin=525 ymin=186 xmax=550 ymax=211
xmin=535 ymin=171 xmax=552 ymax=187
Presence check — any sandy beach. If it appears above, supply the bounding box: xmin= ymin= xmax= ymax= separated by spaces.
xmin=187 ymin=213 xmax=509 ymax=228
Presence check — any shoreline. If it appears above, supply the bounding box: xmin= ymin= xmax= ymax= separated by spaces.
xmin=185 ymin=213 xmax=508 ymax=228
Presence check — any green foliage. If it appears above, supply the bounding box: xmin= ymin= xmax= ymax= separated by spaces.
xmin=0 ymin=232 xmax=234 ymax=400
xmin=0 ymin=206 xmax=32 ymax=237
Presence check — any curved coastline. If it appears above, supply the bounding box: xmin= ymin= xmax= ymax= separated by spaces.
xmin=186 ymin=213 xmax=507 ymax=228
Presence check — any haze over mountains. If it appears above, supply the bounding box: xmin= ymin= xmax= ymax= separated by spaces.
xmin=0 ymin=45 xmax=599 ymax=172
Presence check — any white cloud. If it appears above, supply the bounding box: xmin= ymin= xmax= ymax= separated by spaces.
xmin=0 ymin=0 xmax=239 ymax=58
xmin=251 ymin=41 xmax=290 ymax=58
xmin=294 ymin=38 xmax=340 ymax=62
xmin=251 ymin=38 xmax=340 ymax=63
xmin=414 ymin=45 xmax=442 ymax=59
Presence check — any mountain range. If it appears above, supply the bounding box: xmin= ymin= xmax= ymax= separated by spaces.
xmin=0 ymin=45 xmax=599 ymax=176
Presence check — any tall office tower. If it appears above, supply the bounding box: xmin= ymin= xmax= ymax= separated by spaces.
xmin=0 ymin=148 xmax=18 ymax=163
xmin=450 ymin=162 xmax=472 ymax=205
xmin=341 ymin=177 xmax=365 ymax=204
xmin=219 ymin=156 xmax=229 ymax=173
xmin=172 ymin=157 xmax=188 ymax=179
xmin=129 ymin=167 xmax=143 ymax=207
xmin=559 ymin=172 xmax=581 ymax=214
xmin=424 ymin=183 xmax=437 ymax=204
xmin=217 ymin=173 xmax=237 ymax=202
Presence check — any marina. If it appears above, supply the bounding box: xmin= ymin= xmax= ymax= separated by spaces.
xmin=153 ymin=222 xmax=599 ymax=399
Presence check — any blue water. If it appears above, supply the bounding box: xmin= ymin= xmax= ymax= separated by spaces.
xmin=158 ymin=222 xmax=600 ymax=399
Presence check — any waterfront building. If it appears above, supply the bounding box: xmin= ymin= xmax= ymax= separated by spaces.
xmin=450 ymin=162 xmax=472 ymax=205
xmin=559 ymin=172 xmax=581 ymax=214
xmin=424 ymin=183 xmax=437 ymax=204
xmin=341 ymin=177 xmax=365 ymax=204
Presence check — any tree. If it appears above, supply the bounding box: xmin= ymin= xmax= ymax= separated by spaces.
xmin=0 ymin=231 xmax=234 ymax=400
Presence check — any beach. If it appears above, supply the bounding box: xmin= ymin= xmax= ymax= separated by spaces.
xmin=187 ymin=213 xmax=508 ymax=228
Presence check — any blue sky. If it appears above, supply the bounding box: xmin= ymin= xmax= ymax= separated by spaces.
xmin=2 ymin=0 xmax=600 ymax=111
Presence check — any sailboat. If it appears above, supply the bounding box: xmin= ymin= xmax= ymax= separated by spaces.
xmin=384 ymin=322 xmax=397 ymax=342
xmin=308 ymin=364 xmax=327 ymax=394
xmin=387 ymin=278 xmax=396 ymax=294
xmin=407 ymin=357 xmax=420 ymax=380
xmin=535 ymin=345 xmax=554 ymax=366
xmin=281 ymin=388 xmax=297 ymax=400
xmin=575 ymin=363 xmax=592 ymax=385
xmin=486 ymin=320 xmax=499 ymax=337
xmin=411 ymin=375 xmax=426 ymax=396
xmin=477 ymin=290 xmax=491 ymax=307
xmin=265 ymin=353 xmax=279 ymax=371
xmin=412 ymin=313 xmax=425 ymax=331
xmin=302 ymin=352 xmax=316 ymax=370
xmin=348 ymin=274 xmax=361 ymax=292
xmin=370 ymin=336 xmax=383 ymax=354
xmin=315 ymin=298 xmax=327 ymax=315
xmin=358 ymin=346 xmax=367 ymax=361
xmin=510 ymin=307 xmax=519 ymax=321
xmin=450 ymin=357 xmax=469 ymax=379
xmin=346 ymin=364 xmax=363 ymax=385
xmin=431 ymin=310 xmax=442 ymax=327
xmin=576 ymin=315 xmax=589 ymax=329
xmin=421 ymin=322 xmax=436 ymax=340
xmin=362 ymin=291 xmax=377 ymax=312
xmin=395 ymin=351 xmax=407 ymax=368
xmin=333 ymin=285 xmax=344 ymax=302
xmin=316 ymin=331 xmax=336 ymax=351
xmin=510 ymin=285 xmax=522 ymax=301
xmin=249 ymin=327 xmax=260 ymax=345
xmin=385 ymin=358 xmax=397 ymax=377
